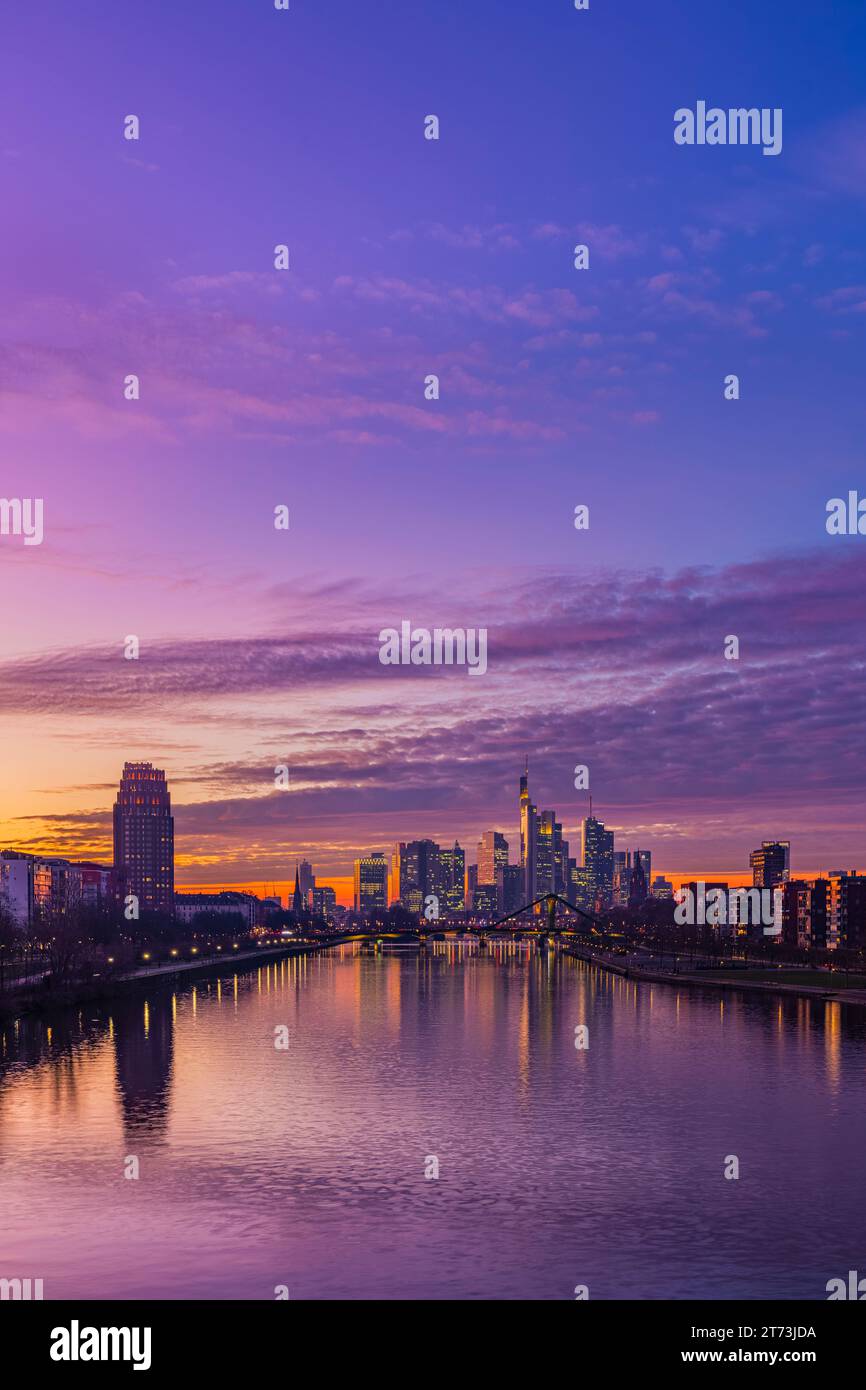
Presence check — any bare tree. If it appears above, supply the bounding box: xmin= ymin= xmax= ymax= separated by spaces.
xmin=0 ymin=897 xmax=21 ymax=991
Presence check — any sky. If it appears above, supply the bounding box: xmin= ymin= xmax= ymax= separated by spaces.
xmin=1 ymin=0 xmax=865 ymax=903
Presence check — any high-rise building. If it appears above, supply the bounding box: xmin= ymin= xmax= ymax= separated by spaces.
xmin=581 ymin=815 xmax=614 ymax=909
xmin=651 ymin=875 xmax=673 ymax=900
xmin=472 ymin=882 xmax=499 ymax=916
xmin=629 ymin=850 xmax=648 ymax=907
xmin=535 ymin=811 xmax=569 ymax=896
xmin=613 ymin=850 xmax=631 ymax=906
xmin=519 ymin=763 xmax=537 ymax=902
xmin=311 ymin=886 xmax=337 ymax=919
xmin=398 ymin=839 xmax=442 ymax=912
xmin=112 ymin=762 xmax=174 ymax=914
xmin=750 ymin=841 xmax=790 ymax=889
xmin=298 ymin=860 xmax=315 ymax=899
xmin=389 ymin=842 xmax=405 ymax=905
xmin=502 ymin=863 xmax=524 ymax=914
xmin=636 ymin=849 xmax=652 ymax=890
xmin=477 ymin=831 xmax=509 ymax=908
xmin=353 ymin=852 xmax=388 ymax=913
xmin=518 ymin=766 xmax=569 ymax=901
xmin=439 ymin=842 xmax=466 ymax=913
xmin=568 ymin=863 xmax=595 ymax=913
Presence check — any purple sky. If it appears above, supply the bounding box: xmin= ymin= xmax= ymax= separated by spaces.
xmin=1 ymin=0 xmax=865 ymax=893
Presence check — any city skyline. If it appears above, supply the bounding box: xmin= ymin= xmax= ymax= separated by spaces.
xmin=0 ymin=753 xmax=850 ymax=912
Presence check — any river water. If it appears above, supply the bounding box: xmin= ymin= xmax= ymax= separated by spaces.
xmin=1 ymin=940 xmax=865 ymax=1300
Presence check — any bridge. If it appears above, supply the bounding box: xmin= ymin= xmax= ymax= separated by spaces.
xmin=317 ymin=893 xmax=606 ymax=948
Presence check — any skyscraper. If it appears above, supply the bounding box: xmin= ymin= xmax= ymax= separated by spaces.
xmin=581 ymin=815 xmax=614 ymax=909
xmin=353 ymin=852 xmax=388 ymax=913
xmin=636 ymin=849 xmax=652 ymax=891
xmin=519 ymin=762 xmax=537 ymax=902
xmin=477 ymin=831 xmax=508 ymax=886
xmin=628 ymin=850 xmax=648 ymax=907
xmin=398 ymin=839 xmax=442 ymax=912
xmin=750 ymin=841 xmax=790 ymax=889
xmin=112 ymin=762 xmax=174 ymax=914
xmin=439 ymin=842 xmax=466 ymax=913
xmin=298 ymin=859 xmax=315 ymax=900
xmin=612 ymin=850 xmax=631 ymax=906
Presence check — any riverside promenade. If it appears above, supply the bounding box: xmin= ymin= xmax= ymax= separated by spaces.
xmin=564 ymin=943 xmax=866 ymax=1010
xmin=0 ymin=940 xmax=321 ymax=1020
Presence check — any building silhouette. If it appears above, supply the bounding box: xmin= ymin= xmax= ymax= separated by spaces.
xmin=112 ymin=762 xmax=174 ymax=914
xmin=353 ymin=852 xmax=388 ymax=912
xmin=750 ymin=841 xmax=790 ymax=889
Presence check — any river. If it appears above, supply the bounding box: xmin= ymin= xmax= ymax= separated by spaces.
xmin=1 ymin=940 xmax=864 ymax=1300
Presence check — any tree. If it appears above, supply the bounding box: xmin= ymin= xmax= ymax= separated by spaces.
xmin=0 ymin=897 xmax=22 ymax=991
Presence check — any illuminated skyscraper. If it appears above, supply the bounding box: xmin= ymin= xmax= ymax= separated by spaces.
xmin=353 ymin=852 xmax=388 ymax=913
xmin=519 ymin=762 xmax=537 ymax=901
xmin=750 ymin=841 xmax=790 ymax=888
xmin=398 ymin=839 xmax=442 ymax=912
xmin=581 ymin=815 xmax=614 ymax=909
xmin=439 ymin=842 xmax=466 ymax=912
xmin=112 ymin=762 xmax=174 ymax=914
xmin=478 ymin=831 xmax=508 ymax=886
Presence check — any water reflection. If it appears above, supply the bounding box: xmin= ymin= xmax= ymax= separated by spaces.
xmin=1 ymin=943 xmax=866 ymax=1300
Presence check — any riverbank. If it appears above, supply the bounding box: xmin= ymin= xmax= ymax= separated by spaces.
xmin=564 ymin=944 xmax=866 ymax=1010
xmin=0 ymin=942 xmax=321 ymax=1021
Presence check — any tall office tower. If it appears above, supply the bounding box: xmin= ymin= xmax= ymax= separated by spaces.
xmin=390 ymin=842 xmax=405 ymax=904
xmin=353 ymin=852 xmax=388 ymax=913
xmin=500 ymin=863 xmax=523 ymax=914
xmin=568 ymin=863 xmax=594 ymax=912
xmin=612 ymin=850 xmax=631 ymax=906
xmin=535 ymin=811 xmax=554 ymax=896
xmin=113 ymin=761 xmax=174 ymax=914
xmin=628 ymin=850 xmax=648 ymax=907
xmin=398 ymin=839 xmax=442 ymax=912
xmin=651 ymin=875 xmax=674 ymax=900
xmin=519 ymin=763 xmax=538 ymax=902
xmin=750 ymin=841 xmax=790 ymax=889
xmin=439 ymin=842 xmax=466 ymax=913
xmin=311 ymin=885 xmax=337 ymax=918
xmin=581 ymin=815 xmax=614 ymax=909
xmin=533 ymin=811 xmax=568 ymax=897
xmin=477 ymin=831 xmax=509 ymax=902
xmin=636 ymin=849 xmax=652 ymax=891
xmin=298 ymin=860 xmax=316 ymax=899
xmin=552 ymin=819 xmax=570 ymax=896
